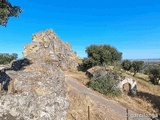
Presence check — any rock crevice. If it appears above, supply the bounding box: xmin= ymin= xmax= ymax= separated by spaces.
xmin=0 ymin=29 xmax=78 ymax=120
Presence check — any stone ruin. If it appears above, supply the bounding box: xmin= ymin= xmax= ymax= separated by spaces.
xmin=86 ymin=66 xmax=111 ymax=78
xmin=86 ymin=66 xmax=137 ymax=95
xmin=116 ymin=77 xmax=137 ymax=95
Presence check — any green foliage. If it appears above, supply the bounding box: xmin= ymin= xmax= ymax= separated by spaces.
xmin=79 ymin=58 xmax=96 ymax=71
xmin=0 ymin=53 xmax=18 ymax=64
xmin=121 ymin=60 xmax=132 ymax=71
xmin=0 ymin=0 xmax=23 ymax=26
xmin=132 ymin=61 xmax=144 ymax=76
xmin=80 ymin=44 xmax=122 ymax=71
xmin=88 ymin=70 xmax=122 ymax=97
xmin=121 ymin=60 xmax=145 ymax=76
xmin=148 ymin=66 xmax=160 ymax=85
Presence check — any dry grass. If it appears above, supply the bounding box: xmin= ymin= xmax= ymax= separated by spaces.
xmin=65 ymin=82 xmax=127 ymax=120
xmin=115 ymin=71 xmax=160 ymax=115
xmin=65 ymin=70 xmax=89 ymax=85
xmin=125 ymin=71 xmax=150 ymax=81
xmin=66 ymin=70 xmax=160 ymax=117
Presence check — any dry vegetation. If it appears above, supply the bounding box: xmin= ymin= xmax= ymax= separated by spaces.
xmin=65 ymin=79 xmax=127 ymax=120
xmin=118 ymin=71 xmax=160 ymax=114
xmin=65 ymin=70 xmax=89 ymax=85
xmin=65 ymin=69 xmax=160 ymax=118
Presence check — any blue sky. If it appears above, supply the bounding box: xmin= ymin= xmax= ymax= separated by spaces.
xmin=0 ymin=0 xmax=160 ymax=59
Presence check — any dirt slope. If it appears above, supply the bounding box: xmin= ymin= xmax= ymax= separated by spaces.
xmin=65 ymin=73 xmax=150 ymax=120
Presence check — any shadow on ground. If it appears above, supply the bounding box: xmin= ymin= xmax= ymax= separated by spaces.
xmin=0 ymin=58 xmax=31 ymax=92
xmin=137 ymin=91 xmax=160 ymax=118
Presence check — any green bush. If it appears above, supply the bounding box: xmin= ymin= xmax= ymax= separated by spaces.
xmin=121 ymin=60 xmax=132 ymax=71
xmin=0 ymin=53 xmax=18 ymax=64
xmin=132 ymin=61 xmax=144 ymax=76
xmin=121 ymin=60 xmax=144 ymax=77
xmin=148 ymin=66 xmax=160 ymax=85
xmin=88 ymin=70 xmax=122 ymax=97
xmin=79 ymin=44 xmax=122 ymax=71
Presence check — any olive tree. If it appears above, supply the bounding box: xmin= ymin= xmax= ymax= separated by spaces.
xmin=132 ymin=61 xmax=144 ymax=76
xmin=121 ymin=60 xmax=132 ymax=71
xmin=148 ymin=66 xmax=160 ymax=85
xmin=80 ymin=44 xmax=122 ymax=71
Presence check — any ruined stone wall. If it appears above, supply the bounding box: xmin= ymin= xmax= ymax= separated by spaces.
xmin=23 ymin=29 xmax=81 ymax=70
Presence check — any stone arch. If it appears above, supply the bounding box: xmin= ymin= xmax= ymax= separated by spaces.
xmin=116 ymin=77 xmax=137 ymax=95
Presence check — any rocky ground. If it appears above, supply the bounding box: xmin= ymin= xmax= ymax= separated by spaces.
xmin=0 ymin=29 xmax=78 ymax=120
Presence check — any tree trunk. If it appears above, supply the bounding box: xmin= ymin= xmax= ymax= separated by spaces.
xmin=133 ymin=72 xmax=136 ymax=77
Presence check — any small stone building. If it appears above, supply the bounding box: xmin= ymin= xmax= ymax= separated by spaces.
xmin=116 ymin=77 xmax=137 ymax=95
xmin=86 ymin=66 xmax=137 ymax=95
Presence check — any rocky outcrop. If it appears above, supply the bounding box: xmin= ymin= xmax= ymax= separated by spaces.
xmin=23 ymin=29 xmax=81 ymax=70
xmin=0 ymin=62 xmax=69 ymax=120
xmin=0 ymin=29 xmax=75 ymax=120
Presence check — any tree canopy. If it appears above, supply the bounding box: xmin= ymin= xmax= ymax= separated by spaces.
xmin=121 ymin=60 xmax=132 ymax=71
xmin=121 ymin=60 xmax=144 ymax=76
xmin=132 ymin=61 xmax=144 ymax=76
xmin=0 ymin=53 xmax=18 ymax=64
xmin=80 ymin=44 xmax=122 ymax=71
xmin=0 ymin=0 xmax=22 ymax=26
xmin=148 ymin=66 xmax=160 ymax=85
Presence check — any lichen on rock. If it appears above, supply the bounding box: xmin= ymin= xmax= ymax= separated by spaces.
xmin=23 ymin=29 xmax=81 ymax=70
xmin=0 ymin=62 xmax=69 ymax=120
xmin=0 ymin=29 xmax=74 ymax=120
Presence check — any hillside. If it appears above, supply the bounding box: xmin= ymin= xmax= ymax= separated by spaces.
xmin=64 ymin=69 xmax=160 ymax=119
xmin=0 ymin=29 xmax=159 ymax=120
xmin=0 ymin=29 xmax=128 ymax=120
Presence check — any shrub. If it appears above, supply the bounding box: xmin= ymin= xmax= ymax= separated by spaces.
xmin=0 ymin=53 xmax=18 ymax=64
xmin=88 ymin=70 xmax=122 ymax=97
xmin=121 ymin=60 xmax=132 ymax=71
xmin=148 ymin=66 xmax=160 ymax=85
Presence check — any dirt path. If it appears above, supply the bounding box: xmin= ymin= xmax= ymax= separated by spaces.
xmin=66 ymin=76 xmax=151 ymax=120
